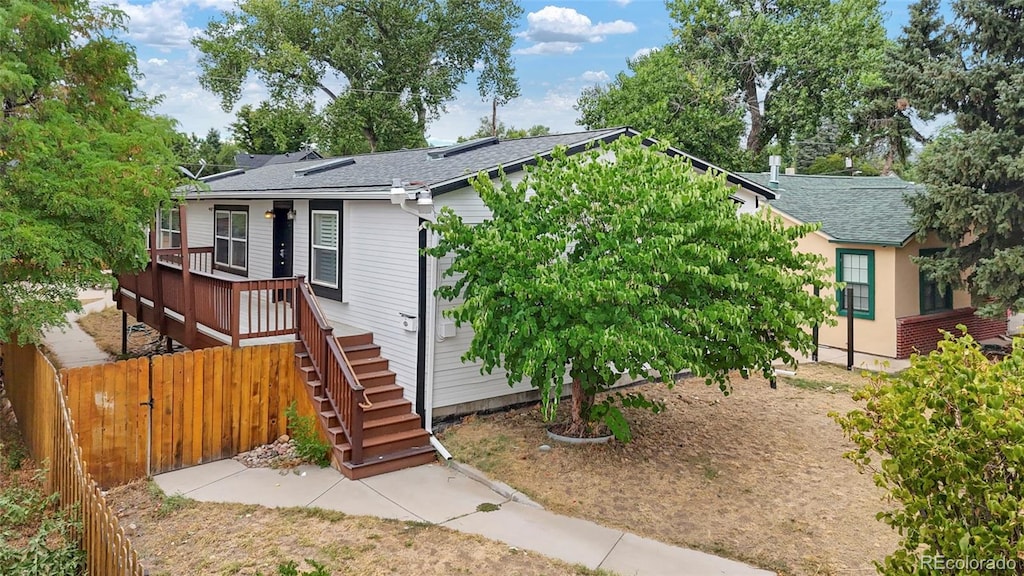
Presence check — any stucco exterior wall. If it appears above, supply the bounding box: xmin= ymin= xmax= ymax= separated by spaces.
xmin=774 ymin=211 xmax=899 ymax=357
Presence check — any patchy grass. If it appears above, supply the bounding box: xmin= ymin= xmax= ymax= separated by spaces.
xmin=77 ymin=307 xmax=159 ymax=358
xmin=439 ymin=366 xmax=896 ymax=576
xmin=105 ymin=480 xmax=624 ymax=576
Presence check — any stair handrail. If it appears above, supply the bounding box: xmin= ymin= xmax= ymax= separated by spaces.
xmin=296 ymin=279 xmax=365 ymax=465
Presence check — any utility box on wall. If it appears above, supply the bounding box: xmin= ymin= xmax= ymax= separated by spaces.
xmin=399 ymin=313 xmax=418 ymax=332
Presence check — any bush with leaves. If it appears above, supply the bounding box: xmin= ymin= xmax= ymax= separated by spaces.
xmin=284 ymin=401 xmax=330 ymax=467
xmin=0 ymin=471 xmax=84 ymax=576
xmin=834 ymin=330 xmax=1024 ymax=573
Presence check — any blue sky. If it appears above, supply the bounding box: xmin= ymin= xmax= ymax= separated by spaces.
xmin=113 ymin=0 xmax=931 ymax=146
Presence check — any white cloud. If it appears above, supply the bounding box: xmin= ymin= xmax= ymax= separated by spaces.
xmin=579 ymin=70 xmax=609 ymax=83
xmin=631 ymin=46 xmax=657 ymax=60
xmin=146 ymin=58 xmax=169 ymax=66
xmin=516 ymin=6 xmax=636 ymax=55
xmin=112 ymin=0 xmax=202 ymax=51
xmin=515 ymin=41 xmax=583 ymax=55
xmin=613 ymin=0 xmax=633 ymax=5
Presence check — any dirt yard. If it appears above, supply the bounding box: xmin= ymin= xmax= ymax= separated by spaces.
xmin=105 ymin=481 xmax=617 ymax=576
xmin=439 ymin=364 xmax=897 ymax=576
xmin=77 ymin=307 xmax=161 ymax=357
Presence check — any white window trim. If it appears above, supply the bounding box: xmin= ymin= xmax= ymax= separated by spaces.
xmin=215 ymin=209 xmax=248 ymax=271
xmin=310 ymin=209 xmax=339 ymax=289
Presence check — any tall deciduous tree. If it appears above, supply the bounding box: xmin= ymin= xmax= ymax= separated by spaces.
xmin=427 ymin=137 xmax=835 ymax=440
xmin=575 ymin=47 xmax=747 ymax=169
xmin=170 ymin=128 xmax=239 ymax=178
xmin=900 ymin=0 xmax=1024 ymax=317
xmin=666 ymin=0 xmax=886 ymax=157
xmin=0 ymin=0 xmax=180 ymax=344
xmin=193 ymin=0 xmax=521 ymax=155
xmin=457 ymin=117 xmax=550 ymax=142
xmin=231 ymin=102 xmax=316 ymax=155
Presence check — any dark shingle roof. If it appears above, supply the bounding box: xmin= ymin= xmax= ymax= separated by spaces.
xmin=740 ymin=172 xmax=925 ymax=246
xmin=233 ymin=150 xmax=323 ymax=170
xmin=188 ymin=127 xmax=777 ymax=201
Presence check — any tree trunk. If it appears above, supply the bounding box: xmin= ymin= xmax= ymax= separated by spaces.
xmin=743 ymin=67 xmax=764 ymax=156
xmin=565 ymin=377 xmax=595 ymax=437
xmin=361 ymin=126 xmax=378 ymax=153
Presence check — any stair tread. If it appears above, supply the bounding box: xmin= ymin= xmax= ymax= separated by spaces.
xmin=364 ymin=398 xmax=411 ymax=409
xmin=364 ymin=413 xmax=420 ymax=428
xmin=357 ymin=369 xmax=395 ymax=380
xmin=342 ymin=343 xmax=380 ymax=353
xmin=341 ymin=445 xmax=436 ymax=468
xmin=335 ymin=428 xmax=429 ymax=451
xmin=349 ymin=356 xmax=385 ymax=366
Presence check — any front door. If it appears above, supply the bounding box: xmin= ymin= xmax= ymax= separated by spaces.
xmin=272 ymin=201 xmax=294 ymax=301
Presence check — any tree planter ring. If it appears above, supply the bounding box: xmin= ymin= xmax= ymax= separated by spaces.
xmin=546 ymin=427 xmax=613 ymax=445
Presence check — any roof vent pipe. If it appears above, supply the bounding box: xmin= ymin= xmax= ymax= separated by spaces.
xmin=769 ymin=155 xmax=782 ymax=185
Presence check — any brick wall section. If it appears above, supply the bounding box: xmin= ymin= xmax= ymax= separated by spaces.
xmin=896 ymin=307 xmax=1007 ymax=358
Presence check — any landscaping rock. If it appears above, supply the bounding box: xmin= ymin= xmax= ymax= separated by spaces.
xmin=233 ymin=436 xmax=303 ymax=468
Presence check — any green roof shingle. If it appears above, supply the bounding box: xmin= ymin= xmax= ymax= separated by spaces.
xmin=739 ymin=172 xmax=925 ymax=246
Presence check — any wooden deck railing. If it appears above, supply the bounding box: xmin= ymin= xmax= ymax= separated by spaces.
xmin=296 ymin=279 xmax=365 ymax=464
xmin=116 ymin=247 xmax=298 ymax=347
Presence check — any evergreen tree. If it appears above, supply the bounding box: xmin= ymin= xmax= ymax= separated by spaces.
xmin=900 ymin=0 xmax=1024 ymax=317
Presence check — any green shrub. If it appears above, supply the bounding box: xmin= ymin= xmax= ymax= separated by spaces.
xmin=834 ymin=329 xmax=1024 ymax=574
xmin=260 ymin=559 xmax=330 ymax=576
xmin=0 ymin=472 xmax=84 ymax=576
xmin=284 ymin=401 xmax=330 ymax=467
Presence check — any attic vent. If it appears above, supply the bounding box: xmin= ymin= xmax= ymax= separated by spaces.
xmin=427 ymin=136 xmax=498 ymax=159
xmin=294 ymin=157 xmax=355 ymax=177
xmin=199 ymin=169 xmax=245 ymax=183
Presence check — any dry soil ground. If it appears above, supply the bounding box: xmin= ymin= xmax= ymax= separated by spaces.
xmin=78 ymin=307 xmax=161 ymax=357
xmin=105 ymin=480 xmax=617 ymax=576
xmin=439 ymin=364 xmax=897 ymax=576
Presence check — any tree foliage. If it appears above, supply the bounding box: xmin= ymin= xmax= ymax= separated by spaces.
xmin=170 ymin=128 xmax=239 ymax=178
xmin=0 ymin=0 xmax=180 ymax=344
xmin=666 ymin=0 xmax=886 ymax=157
xmin=898 ymin=0 xmax=1024 ymax=318
xmin=835 ymin=331 xmax=1024 ymax=572
xmin=231 ymin=102 xmax=316 ymax=155
xmin=458 ymin=117 xmax=550 ymax=142
xmin=427 ymin=137 xmax=836 ymax=440
xmin=575 ymin=47 xmax=747 ymax=169
xmin=193 ymin=0 xmax=521 ymax=155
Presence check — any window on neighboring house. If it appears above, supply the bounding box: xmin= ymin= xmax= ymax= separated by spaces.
xmin=311 ymin=211 xmax=339 ymax=288
xmin=919 ymin=248 xmax=953 ymax=314
xmin=836 ymin=249 xmax=874 ymax=320
xmin=214 ymin=206 xmax=248 ymax=274
xmin=158 ymin=206 xmax=181 ymax=249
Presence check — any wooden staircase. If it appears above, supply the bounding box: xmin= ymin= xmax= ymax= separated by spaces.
xmin=295 ymin=332 xmax=435 ymax=480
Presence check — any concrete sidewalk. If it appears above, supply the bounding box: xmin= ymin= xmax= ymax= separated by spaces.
xmin=155 ymin=460 xmax=773 ymax=576
xmin=41 ymin=288 xmax=118 ymax=368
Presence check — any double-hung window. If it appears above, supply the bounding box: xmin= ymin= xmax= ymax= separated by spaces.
xmin=836 ymin=249 xmax=874 ymax=320
xmin=919 ymin=248 xmax=952 ymax=314
xmin=311 ymin=211 xmax=339 ymax=288
xmin=309 ymin=201 xmax=342 ymax=300
xmin=158 ymin=206 xmax=181 ymax=249
xmin=214 ymin=206 xmax=248 ymax=274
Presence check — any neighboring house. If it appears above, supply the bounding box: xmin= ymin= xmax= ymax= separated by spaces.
xmin=740 ymin=172 xmax=1007 ymax=359
xmin=116 ymin=127 xmax=777 ymax=477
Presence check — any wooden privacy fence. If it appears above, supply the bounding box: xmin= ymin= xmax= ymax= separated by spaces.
xmin=2 ymin=342 xmax=145 ymax=575
xmin=61 ymin=342 xmax=312 ymax=488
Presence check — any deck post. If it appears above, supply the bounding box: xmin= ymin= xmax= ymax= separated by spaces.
xmin=231 ymin=283 xmax=241 ymax=347
xmin=148 ymin=217 xmax=166 ymax=334
xmin=846 ymin=287 xmax=854 ymax=370
xmin=178 ymin=204 xmax=197 ymax=347
xmin=121 ymin=310 xmax=127 ymax=356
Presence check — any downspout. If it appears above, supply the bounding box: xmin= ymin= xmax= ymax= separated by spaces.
xmin=422 ymin=226 xmax=451 ymax=460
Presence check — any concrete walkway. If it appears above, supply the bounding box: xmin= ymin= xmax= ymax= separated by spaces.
xmin=41 ymin=288 xmax=117 ymax=368
xmin=155 ymin=460 xmax=773 ymax=576
xmin=776 ymin=345 xmax=910 ymax=373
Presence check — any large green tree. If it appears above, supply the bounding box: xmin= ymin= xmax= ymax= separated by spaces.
xmin=0 ymin=0 xmax=180 ymax=344
xmin=231 ymin=101 xmax=316 ymax=155
xmin=898 ymin=0 xmax=1024 ymax=318
xmin=427 ymin=137 xmax=835 ymax=440
xmin=194 ymin=0 xmax=521 ymax=155
xmin=170 ymin=128 xmax=239 ymax=178
xmin=575 ymin=47 xmax=747 ymax=169
xmin=457 ymin=117 xmax=550 ymax=142
xmin=666 ymin=0 xmax=887 ymax=157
